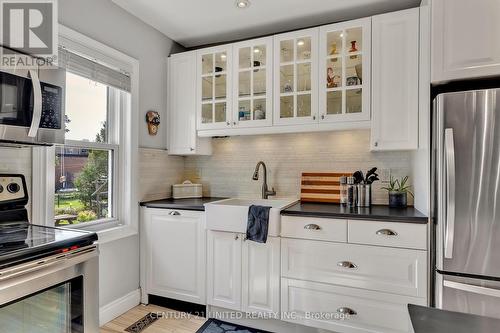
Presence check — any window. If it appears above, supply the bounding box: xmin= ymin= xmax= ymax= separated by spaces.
xmin=53 ymin=45 xmax=131 ymax=227
xmin=32 ymin=26 xmax=138 ymax=240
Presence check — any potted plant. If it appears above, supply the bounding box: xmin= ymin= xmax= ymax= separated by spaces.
xmin=382 ymin=176 xmax=414 ymax=208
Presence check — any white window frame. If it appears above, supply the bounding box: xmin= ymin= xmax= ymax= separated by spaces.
xmin=32 ymin=25 xmax=139 ymax=244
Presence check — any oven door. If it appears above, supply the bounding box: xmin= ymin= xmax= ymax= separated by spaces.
xmin=0 ymin=245 xmax=99 ymax=332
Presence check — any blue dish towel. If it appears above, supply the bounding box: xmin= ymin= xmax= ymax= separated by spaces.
xmin=246 ymin=205 xmax=271 ymax=243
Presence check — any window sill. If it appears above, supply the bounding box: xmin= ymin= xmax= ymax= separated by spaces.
xmin=67 ymin=221 xmax=138 ymax=244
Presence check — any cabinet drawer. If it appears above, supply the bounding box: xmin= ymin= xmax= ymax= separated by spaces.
xmin=348 ymin=220 xmax=427 ymax=250
xmin=281 ymin=238 xmax=427 ymax=298
xmin=281 ymin=216 xmax=347 ymax=242
xmin=281 ymin=278 xmax=425 ymax=333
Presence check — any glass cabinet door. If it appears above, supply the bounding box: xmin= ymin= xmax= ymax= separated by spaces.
xmin=319 ymin=18 xmax=371 ymax=123
xmin=197 ymin=46 xmax=232 ymax=129
xmin=273 ymin=28 xmax=319 ymax=125
xmin=232 ymin=37 xmax=273 ymax=127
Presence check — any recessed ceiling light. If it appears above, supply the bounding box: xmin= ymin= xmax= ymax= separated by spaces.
xmin=220 ymin=54 xmax=227 ymax=59
xmin=254 ymin=48 xmax=260 ymax=53
xmin=236 ymin=0 xmax=250 ymax=9
xmin=297 ymin=40 xmax=305 ymax=46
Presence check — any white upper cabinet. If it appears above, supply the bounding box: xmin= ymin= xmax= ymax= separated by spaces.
xmin=371 ymin=8 xmax=419 ymax=151
xmin=319 ymin=18 xmax=371 ymax=123
xmin=197 ymin=45 xmax=233 ymax=130
xmin=168 ymin=52 xmax=212 ymax=155
xmin=232 ymin=37 xmax=273 ymax=128
xmin=432 ymin=0 xmax=500 ymax=82
xmin=273 ymin=28 xmax=319 ymax=126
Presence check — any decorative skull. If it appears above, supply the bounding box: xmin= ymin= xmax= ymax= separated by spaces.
xmin=145 ymin=111 xmax=160 ymax=136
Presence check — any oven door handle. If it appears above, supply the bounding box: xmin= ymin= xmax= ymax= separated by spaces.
xmin=0 ymin=244 xmax=98 ymax=281
xmin=27 ymin=69 xmax=42 ymax=138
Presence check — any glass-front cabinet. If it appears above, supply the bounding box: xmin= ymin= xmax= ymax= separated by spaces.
xmin=232 ymin=37 xmax=273 ymax=128
xmin=319 ymin=18 xmax=371 ymax=122
xmin=273 ymin=28 xmax=319 ymax=126
xmin=197 ymin=46 xmax=232 ymax=130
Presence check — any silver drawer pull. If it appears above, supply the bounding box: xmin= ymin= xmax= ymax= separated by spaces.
xmin=337 ymin=261 xmax=357 ymax=269
xmin=376 ymin=229 xmax=397 ymax=236
xmin=337 ymin=307 xmax=357 ymax=316
xmin=169 ymin=211 xmax=181 ymax=216
xmin=304 ymin=224 xmax=321 ymax=230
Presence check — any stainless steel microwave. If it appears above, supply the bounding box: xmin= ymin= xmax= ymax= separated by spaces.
xmin=0 ymin=65 xmax=66 ymax=146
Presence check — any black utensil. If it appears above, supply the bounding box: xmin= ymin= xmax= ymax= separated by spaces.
xmin=365 ymin=167 xmax=378 ymax=182
xmin=353 ymin=171 xmax=364 ymax=184
xmin=367 ymin=174 xmax=379 ymax=184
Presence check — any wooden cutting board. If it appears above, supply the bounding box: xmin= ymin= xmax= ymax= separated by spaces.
xmin=301 ymin=172 xmax=352 ymax=203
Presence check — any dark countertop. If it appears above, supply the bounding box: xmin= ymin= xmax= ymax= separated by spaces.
xmin=140 ymin=197 xmax=227 ymax=211
xmin=281 ymin=202 xmax=428 ymax=223
xmin=409 ymin=304 xmax=500 ymax=333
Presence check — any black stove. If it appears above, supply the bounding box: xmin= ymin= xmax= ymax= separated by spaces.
xmin=0 ymin=174 xmax=97 ymax=270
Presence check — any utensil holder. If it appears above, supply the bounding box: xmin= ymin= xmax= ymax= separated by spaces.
xmin=356 ymin=184 xmax=372 ymax=207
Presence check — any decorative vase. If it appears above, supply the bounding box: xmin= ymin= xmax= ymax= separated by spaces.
xmin=388 ymin=191 xmax=407 ymax=208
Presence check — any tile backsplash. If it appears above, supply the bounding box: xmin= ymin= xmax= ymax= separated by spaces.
xmin=138 ymin=148 xmax=184 ymax=201
xmin=184 ymin=130 xmax=413 ymax=205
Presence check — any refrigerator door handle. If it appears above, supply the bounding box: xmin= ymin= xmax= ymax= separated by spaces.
xmin=444 ymin=128 xmax=456 ymax=259
xmin=444 ymin=280 xmax=500 ymax=298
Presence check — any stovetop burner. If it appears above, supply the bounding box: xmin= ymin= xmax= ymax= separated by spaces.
xmin=0 ymin=174 xmax=98 ymax=270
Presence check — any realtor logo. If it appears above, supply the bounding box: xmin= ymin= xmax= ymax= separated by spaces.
xmin=0 ymin=0 xmax=57 ymax=68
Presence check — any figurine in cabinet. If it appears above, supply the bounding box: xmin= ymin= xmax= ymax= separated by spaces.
xmin=327 ymin=67 xmax=340 ymax=88
xmin=329 ymin=43 xmax=338 ymax=56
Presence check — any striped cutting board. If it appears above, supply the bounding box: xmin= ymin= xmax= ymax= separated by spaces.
xmin=301 ymin=172 xmax=352 ymax=203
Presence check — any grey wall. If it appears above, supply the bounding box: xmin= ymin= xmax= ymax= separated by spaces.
xmin=58 ymin=0 xmax=182 ymax=308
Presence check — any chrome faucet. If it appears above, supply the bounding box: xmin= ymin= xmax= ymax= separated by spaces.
xmin=252 ymin=161 xmax=276 ymax=199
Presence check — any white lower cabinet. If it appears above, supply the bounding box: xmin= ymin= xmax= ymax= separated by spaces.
xmin=281 ymin=238 xmax=427 ymax=298
xmin=207 ymin=231 xmax=242 ymax=310
xmin=207 ymin=230 xmax=280 ymax=313
xmin=280 ymin=218 xmax=428 ymax=333
xmin=281 ymin=278 xmax=426 ymax=333
xmin=242 ymin=236 xmax=280 ymax=313
xmin=142 ymin=208 xmax=206 ymax=305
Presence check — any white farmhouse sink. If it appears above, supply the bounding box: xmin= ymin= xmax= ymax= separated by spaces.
xmin=204 ymin=198 xmax=298 ymax=236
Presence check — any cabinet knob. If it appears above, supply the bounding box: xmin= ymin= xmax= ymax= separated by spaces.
xmin=169 ymin=211 xmax=181 ymax=216
xmin=235 ymin=234 xmax=239 ymax=240
xmin=233 ymin=121 xmax=237 ymax=125
xmin=304 ymin=224 xmax=321 ymax=230
xmin=313 ymin=115 xmax=316 ymax=120
xmin=321 ymin=115 xmax=325 ymax=120
xmin=376 ymin=229 xmax=398 ymax=236
xmin=226 ymin=122 xmax=230 ymax=126
xmin=374 ymin=141 xmax=379 ymax=147
xmin=337 ymin=261 xmax=357 ymax=269
xmin=337 ymin=307 xmax=357 ymax=316
xmin=190 ymin=147 xmax=194 ymax=151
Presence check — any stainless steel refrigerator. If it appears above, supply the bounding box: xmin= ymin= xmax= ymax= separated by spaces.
xmin=434 ymin=88 xmax=500 ymax=319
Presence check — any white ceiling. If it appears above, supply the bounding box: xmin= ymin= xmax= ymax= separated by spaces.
xmin=111 ymin=0 xmax=421 ymax=48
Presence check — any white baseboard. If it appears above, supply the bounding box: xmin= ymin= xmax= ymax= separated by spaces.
xmin=99 ymin=288 xmax=141 ymax=326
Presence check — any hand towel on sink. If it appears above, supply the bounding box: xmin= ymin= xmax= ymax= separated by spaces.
xmin=246 ymin=205 xmax=271 ymax=243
